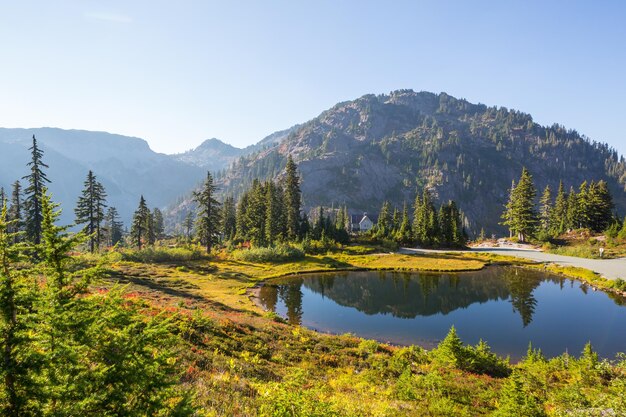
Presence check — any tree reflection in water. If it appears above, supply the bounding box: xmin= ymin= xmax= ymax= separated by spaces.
xmin=259 ymin=266 xmax=550 ymax=326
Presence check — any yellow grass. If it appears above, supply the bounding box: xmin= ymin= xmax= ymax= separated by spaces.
xmin=101 ymin=251 xmax=486 ymax=312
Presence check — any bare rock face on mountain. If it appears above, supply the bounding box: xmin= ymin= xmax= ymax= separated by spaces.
xmin=215 ymin=90 xmax=626 ymax=235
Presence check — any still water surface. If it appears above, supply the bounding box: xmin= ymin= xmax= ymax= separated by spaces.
xmin=258 ymin=267 xmax=626 ymax=360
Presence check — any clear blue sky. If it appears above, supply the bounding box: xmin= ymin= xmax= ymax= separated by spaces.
xmin=1 ymin=1 xmax=625 ymax=156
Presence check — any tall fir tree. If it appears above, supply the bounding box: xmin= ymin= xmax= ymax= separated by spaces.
xmin=0 ymin=201 xmax=31 ymax=416
xmin=264 ymin=181 xmax=282 ymax=245
xmin=397 ymin=202 xmax=412 ymax=243
xmin=130 ymin=196 xmax=150 ymax=249
xmin=146 ymin=211 xmax=156 ymax=246
xmin=566 ymin=187 xmax=580 ymax=230
xmin=376 ymin=201 xmax=392 ymax=238
xmin=23 ymin=135 xmax=50 ymax=245
xmin=587 ymin=180 xmax=614 ymax=232
xmin=550 ymin=181 xmax=568 ymax=236
xmin=501 ymin=168 xmax=538 ymax=242
xmin=577 ymin=181 xmax=591 ymax=230
xmin=183 ymin=211 xmax=194 ymax=242
xmin=284 ymin=155 xmax=302 ymax=240
xmin=413 ymin=189 xmax=439 ymax=246
xmin=104 ymin=206 xmax=123 ymax=247
xmin=152 ymin=208 xmax=165 ymax=241
xmin=313 ymin=206 xmax=325 ymax=240
xmin=539 ymin=185 xmax=552 ymax=233
xmin=7 ymin=181 xmax=23 ymax=243
xmin=74 ymin=171 xmax=107 ymax=253
xmin=221 ymin=195 xmax=237 ymax=242
xmin=193 ymin=172 xmax=221 ymax=253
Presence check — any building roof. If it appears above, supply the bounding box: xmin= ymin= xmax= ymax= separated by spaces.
xmin=351 ymin=213 xmax=378 ymax=224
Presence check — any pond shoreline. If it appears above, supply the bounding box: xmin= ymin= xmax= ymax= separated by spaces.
xmin=246 ymin=263 xmax=491 ymax=312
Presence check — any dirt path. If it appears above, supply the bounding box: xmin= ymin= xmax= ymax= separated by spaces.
xmin=400 ymin=247 xmax=626 ymax=280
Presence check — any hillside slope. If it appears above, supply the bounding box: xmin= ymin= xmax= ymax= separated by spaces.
xmin=214 ymin=90 xmax=626 ymax=234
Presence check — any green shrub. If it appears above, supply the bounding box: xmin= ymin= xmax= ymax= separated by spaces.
xmin=300 ymin=237 xmax=342 ymax=255
xmin=493 ymin=372 xmax=546 ymax=417
xmin=118 ymin=246 xmax=206 ymax=263
xmin=232 ymin=243 xmax=305 ymax=263
xmin=614 ymin=278 xmax=626 ymax=292
xmin=258 ymin=369 xmax=338 ymax=417
xmin=357 ymin=339 xmax=380 ymax=357
xmin=432 ymin=327 xmax=511 ymax=378
xmin=465 ymin=339 xmax=511 ymax=378
xmin=380 ymin=238 xmax=399 ymax=252
xmin=548 ymin=245 xmax=604 ymax=259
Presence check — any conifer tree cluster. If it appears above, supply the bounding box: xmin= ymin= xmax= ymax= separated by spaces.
xmin=502 ymin=168 xmax=616 ymax=241
xmin=234 ymin=178 xmax=302 ymax=246
xmin=372 ymin=190 xmax=466 ymax=248
xmin=543 ymin=179 xmax=614 ymax=235
xmin=309 ymin=205 xmax=350 ymax=244
xmin=1 ymin=136 xmax=126 ymax=252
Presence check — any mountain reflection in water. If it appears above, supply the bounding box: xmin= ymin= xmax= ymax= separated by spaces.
xmin=260 ymin=267 xmax=548 ymax=327
xmin=258 ymin=266 xmax=626 ymax=360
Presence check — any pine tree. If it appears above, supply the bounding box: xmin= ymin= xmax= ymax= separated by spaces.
xmin=264 ymin=181 xmax=282 ymax=245
xmin=193 ymin=172 xmax=221 ymax=253
xmin=221 ymin=195 xmax=237 ymax=241
xmin=397 ymin=202 xmax=412 ymax=244
xmin=333 ymin=205 xmax=349 ymax=244
xmin=0 ymin=187 xmax=5 ymax=209
xmin=577 ymin=181 xmax=591 ymax=229
xmin=413 ymin=189 xmax=439 ymax=246
xmin=314 ymin=206 xmax=325 ymax=240
xmin=152 ymin=208 xmax=165 ymax=241
xmin=501 ymin=168 xmax=538 ymax=242
xmin=550 ymin=181 xmax=568 ymax=236
xmin=566 ymin=187 xmax=579 ymax=230
xmin=391 ymin=207 xmax=400 ymax=235
xmin=539 ymin=185 xmax=552 ymax=233
xmin=412 ymin=193 xmax=423 ymax=243
xmin=241 ymin=179 xmax=266 ymax=245
xmin=376 ymin=201 xmax=392 ymax=238
xmin=146 ymin=211 xmax=156 ymax=245
xmin=104 ymin=207 xmax=123 ymax=247
xmin=130 ymin=196 xmax=150 ymax=249
xmin=587 ymin=180 xmax=614 ymax=232
xmin=183 ymin=211 xmax=194 ymax=242
xmin=284 ymin=156 xmax=302 ymax=240
xmin=502 ymin=180 xmax=516 ymax=238
xmin=74 ymin=171 xmax=107 ymax=253
xmin=0 ymin=202 xmax=30 ymax=416
xmin=7 ymin=181 xmax=23 ymax=244
xmin=450 ymin=201 xmax=466 ymax=246
xmin=23 ymin=135 xmax=50 ymax=245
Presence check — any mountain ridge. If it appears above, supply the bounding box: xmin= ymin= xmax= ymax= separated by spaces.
xmin=205 ymin=89 xmax=626 ymax=235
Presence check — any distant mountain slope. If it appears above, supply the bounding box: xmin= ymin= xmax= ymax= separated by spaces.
xmin=0 ymin=128 xmax=205 ymax=225
xmin=172 ymin=126 xmax=300 ymax=172
xmin=173 ymin=138 xmax=244 ymax=171
xmin=213 ymin=90 xmax=626 ymax=235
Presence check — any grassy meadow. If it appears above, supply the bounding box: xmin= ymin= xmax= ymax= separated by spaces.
xmin=67 ymin=244 xmax=626 ymax=416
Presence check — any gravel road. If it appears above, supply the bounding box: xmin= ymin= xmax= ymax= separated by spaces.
xmin=400 ymin=247 xmax=626 ymax=280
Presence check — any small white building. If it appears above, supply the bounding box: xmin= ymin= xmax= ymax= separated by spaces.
xmin=359 ymin=214 xmax=374 ymax=232
xmin=350 ymin=212 xmax=378 ymax=233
